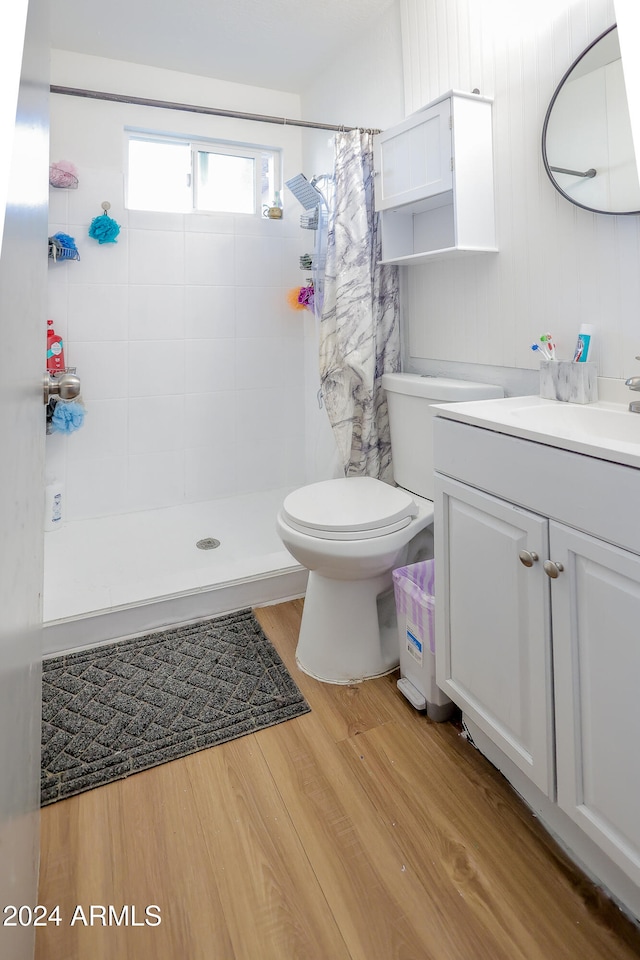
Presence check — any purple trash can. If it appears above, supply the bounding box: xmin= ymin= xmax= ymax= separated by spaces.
xmin=392 ymin=559 xmax=454 ymax=721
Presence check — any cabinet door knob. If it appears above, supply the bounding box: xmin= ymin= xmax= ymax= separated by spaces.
xmin=518 ymin=550 xmax=539 ymax=567
xmin=543 ymin=560 xmax=564 ymax=579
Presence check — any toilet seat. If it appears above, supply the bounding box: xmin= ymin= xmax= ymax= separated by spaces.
xmin=281 ymin=477 xmax=418 ymax=541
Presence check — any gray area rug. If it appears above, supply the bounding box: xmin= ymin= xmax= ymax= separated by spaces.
xmin=41 ymin=609 xmax=310 ymax=805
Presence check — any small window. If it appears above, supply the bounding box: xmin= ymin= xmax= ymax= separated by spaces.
xmin=128 ymin=137 xmax=192 ymax=213
xmin=126 ymin=132 xmax=281 ymax=216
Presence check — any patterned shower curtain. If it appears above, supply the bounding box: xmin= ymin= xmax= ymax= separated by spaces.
xmin=319 ymin=130 xmax=400 ymax=484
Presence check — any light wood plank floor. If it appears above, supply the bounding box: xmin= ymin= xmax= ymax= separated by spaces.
xmin=36 ymin=599 xmax=640 ymax=960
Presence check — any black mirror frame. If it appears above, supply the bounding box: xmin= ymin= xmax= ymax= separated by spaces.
xmin=541 ymin=23 xmax=640 ymax=216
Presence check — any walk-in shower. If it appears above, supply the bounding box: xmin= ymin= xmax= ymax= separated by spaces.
xmin=43 ymin=489 xmax=307 ymax=655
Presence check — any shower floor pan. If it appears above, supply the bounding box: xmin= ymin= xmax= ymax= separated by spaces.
xmin=43 ymin=488 xmax=306 ymax=656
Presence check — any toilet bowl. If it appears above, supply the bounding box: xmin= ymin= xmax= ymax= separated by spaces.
xmin=278 ymin=373 xmax=503 ymax=683
xmin=277 ymin=477 xmax=434 ymax=683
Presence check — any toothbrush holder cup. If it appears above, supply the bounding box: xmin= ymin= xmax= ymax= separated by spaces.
xmin=539 ymin=360 xmax=598 ymax=404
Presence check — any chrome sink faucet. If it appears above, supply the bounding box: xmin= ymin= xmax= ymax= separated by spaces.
xmin=625 ymin=357 xmax=640 ymax=412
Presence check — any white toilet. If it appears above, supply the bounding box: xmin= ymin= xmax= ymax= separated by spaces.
xmin=277 ymin=373 xmax=503 ymax=683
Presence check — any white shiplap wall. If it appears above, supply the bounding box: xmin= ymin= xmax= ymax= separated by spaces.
xmin=400 ymin=0 xmax=640 ymax=380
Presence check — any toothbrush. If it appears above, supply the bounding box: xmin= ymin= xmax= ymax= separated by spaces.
xmin=540 ymin=334 xmax=556 ymax=360
xmin=531 ymin=343 xmax=552 ymax=360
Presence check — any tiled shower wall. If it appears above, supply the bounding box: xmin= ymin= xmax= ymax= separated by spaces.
xmin=47 ymin=53 xmax=311 ymax=520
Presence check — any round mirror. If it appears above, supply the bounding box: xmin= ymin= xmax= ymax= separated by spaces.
xmin=542 ymin=24 xmax=640 ymax=215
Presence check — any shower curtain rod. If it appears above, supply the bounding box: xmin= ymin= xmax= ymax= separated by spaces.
xmin=50 ymin=85 xmax=380 ymax=134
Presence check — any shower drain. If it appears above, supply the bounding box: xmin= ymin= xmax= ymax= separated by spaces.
xmin=196 ymin=537 xmax=221 ymax=550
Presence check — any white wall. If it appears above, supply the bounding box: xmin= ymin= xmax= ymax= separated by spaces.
xmin=400 ymin=0 xmax=640 ymax=383
xmin=47 ymin=52 xmax=311 ymax=520
xmin=301 ymin=3 xmax=406 ymax=179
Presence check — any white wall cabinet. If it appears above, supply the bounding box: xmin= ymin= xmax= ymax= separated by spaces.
xmin=373 ymin=100 xmax=452 ymax=210
xmin=373 ymin=91 xmax=497 ymax=264
xmin=433 ymin=415 xmax=640 ymax=903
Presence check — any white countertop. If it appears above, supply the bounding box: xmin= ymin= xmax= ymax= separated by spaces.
xmin=433 ymin=394 xmax=640 ymax=470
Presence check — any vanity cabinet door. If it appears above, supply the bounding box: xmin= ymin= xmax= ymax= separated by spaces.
xmin=434 ymin=476 xmax=555 ymax=796
xmin=550 ymin=522 xmax=640 ymax=887
xmin=373 ymin=100 xmax=452 ymax=211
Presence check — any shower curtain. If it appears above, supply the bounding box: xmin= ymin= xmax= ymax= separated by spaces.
xmin=319 ymin=130 xmax=400 ymax=484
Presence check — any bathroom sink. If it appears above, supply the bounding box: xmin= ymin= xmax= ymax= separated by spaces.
xmin=432 ymin=394 xmax=640 ymax=469
xmin=509 ymin=401 xmax=640 ymax=445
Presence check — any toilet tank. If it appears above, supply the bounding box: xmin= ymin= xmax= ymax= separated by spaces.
xmin=381 ymin=373 xmax=504 ymax=499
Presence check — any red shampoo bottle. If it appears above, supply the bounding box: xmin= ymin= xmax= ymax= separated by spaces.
xmin=46 ymin=320 xmax=65 ymax=373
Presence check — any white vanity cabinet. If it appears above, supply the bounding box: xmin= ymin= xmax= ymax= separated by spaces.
xmin=433 ymin=414 xmax=640 ymax=902
xmin=550 ymin=523 xmax=640 ymax=889
xmin=434 ymin=475 xmax=555 ymax=797
xmin=373 ymin=91 xmax=497 ymax=264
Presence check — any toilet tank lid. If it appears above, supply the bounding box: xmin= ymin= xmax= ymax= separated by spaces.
xmin=381 ymin=373 xmax=503 ymax=401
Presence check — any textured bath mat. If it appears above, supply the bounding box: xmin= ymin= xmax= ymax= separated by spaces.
xmin=41 ymin=609 xmax=310 ymax=805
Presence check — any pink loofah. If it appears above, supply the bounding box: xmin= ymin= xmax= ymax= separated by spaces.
xmin=49 ymin=161 xmax=78 ymax=189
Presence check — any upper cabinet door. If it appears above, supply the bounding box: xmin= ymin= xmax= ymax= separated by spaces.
xmin=374 ymin=100 xmax=453 ymax=211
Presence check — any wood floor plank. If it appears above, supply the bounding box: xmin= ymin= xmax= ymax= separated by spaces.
xmin=184 ymin=732 xmax=351 ymax=960
xmin=36 ymin=600 xmax=640 ymax=960
xmin=36 ymin=757 xmax=235 ymax=960
xmin=338 ymin=719 xmax=640 ymax=960
xmin=256 ymin=710 xmax=493 ymax=960
xmin=254 ymin=600 xmax=400 ymax=742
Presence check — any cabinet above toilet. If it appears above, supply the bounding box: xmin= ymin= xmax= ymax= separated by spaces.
xmin=373 ymin=90 xmax=498 ymax=264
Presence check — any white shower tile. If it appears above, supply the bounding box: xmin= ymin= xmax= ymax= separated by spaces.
xmin=67 ymin=231 xmax=129 ymax=286
xmin=235 ymin=337 xmax=304 ymax=391
xmin=128 ymin=341 xmax=185 ymax=397
xmin=280 ymin=337 xmax=306 ymax=390
xmin=185 ymin=232 xmax=235 ymax=286
xmin=128 ymin=211 xmax=185 ymax=232
xmin=236 ymin=387 xmax=304 ymax=440
xmin=129 ymin=285 xmax=185 ymax=340
xmin=47 ymin=246 xmax=70 ymax=289
xmin=66 ymin=399 xmax=128 ymax=461
xmin=129 ymin=230 xmax=185 ymax=285
xmin=234 ymin=235 xmax=283 ymax=286
xmin=44 ymin=432 xmax=68 ymax=487
xmin=235 ymin=286 xmax=304 ymax=338
xmin=184 ymin=286 xmax=235 ymax=339
xmin=47 ymin=284 xmax=69 ymax=334
xmin=66 ymin=341 xmax=129 ymax=400
xmin=66 ymin=169 xmax=127 ymax=228
xmin=184 ymin=392 xmax=237 ymax=449
xmin=48 ymin=186 xmax=68 ymax=223
xmin=128 ymin=396 xmax=186 ymax=453
xmin=235 ymin=435 xmax=289 ymax=494
xmin=67 ymin=284 xmax=129 ymax=341
xmin=185 ymin=340 xmax=235 ymax=393
xmin=234 ymin=214 xmax=287 ymax=238
xmin=127 ymin=452 xmax=185 ymax=511
xmin=65 ymin=456 xmax=129 ymax=520
xmin=185 ymin=445 xmax=237 ymax=502
xmin=187 ymin=213 xmax=235 ymax=234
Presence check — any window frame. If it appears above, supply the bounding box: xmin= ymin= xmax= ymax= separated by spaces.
xmin=125 ymin=129 xmax=282 ymax=217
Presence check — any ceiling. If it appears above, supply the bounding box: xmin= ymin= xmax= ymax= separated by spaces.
xmin=50 ymin=0 xmax=396 ymax=94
